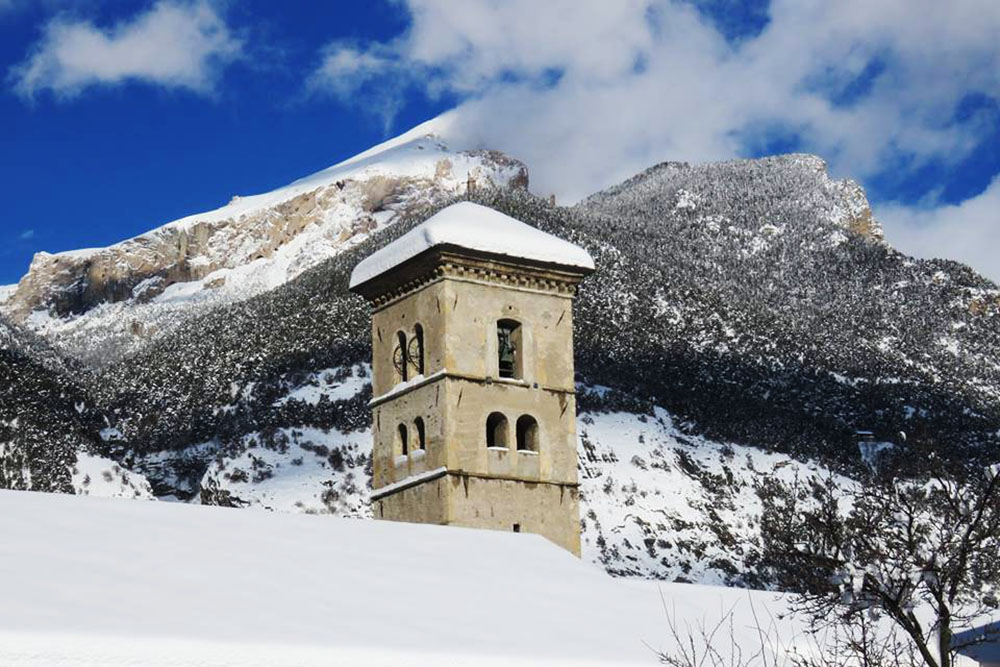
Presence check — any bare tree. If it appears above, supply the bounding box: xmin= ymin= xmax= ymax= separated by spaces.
xmin=650 ymin=590 xmax=916 ymax=667
xmin=649 ymin=592 xmax=794 ymax=667
xmin=758 ymin=465 xmax=1000 ymax=667
xmin=792 ymin=614 xmax=920 ymax=667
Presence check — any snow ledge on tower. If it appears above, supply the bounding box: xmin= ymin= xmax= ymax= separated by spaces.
xmin=348 ymin=202 xmax=595 ymax=290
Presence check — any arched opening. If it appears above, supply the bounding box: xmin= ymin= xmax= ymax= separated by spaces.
xmin=394 ymin=331 xmax=408 ymax=383
xmin=486 ymin=412 xmax=509 ymax=449
xmin=516 ymin=415 xmax=539 ymax=452
xmin=397 ymin=423 xmax=409 ymax=456
xmin=410 ymin=324 xmax=425 ymax=376
xmin=497 ymin=319 xmax=522 ymax=379
xmin=414 ymin=417 xmax=426 ymax=451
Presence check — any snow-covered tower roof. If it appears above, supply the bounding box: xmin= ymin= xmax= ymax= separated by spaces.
xmin=348 ymin=202 xmax=595 ymax=295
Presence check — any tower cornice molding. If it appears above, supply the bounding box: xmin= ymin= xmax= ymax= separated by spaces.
xmin=354 ymin=246 xmax=589 ymax=309
xmin=371 ymin=468 xmax=580 ymax=501
xmin=369 ymin=370 xmax=576 ymax=408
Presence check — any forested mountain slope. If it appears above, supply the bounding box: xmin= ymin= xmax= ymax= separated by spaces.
xmin=569 ymin=155 xmax=1000 ymax=470
xmin=0 ymin=315 xmax=97 ymax=491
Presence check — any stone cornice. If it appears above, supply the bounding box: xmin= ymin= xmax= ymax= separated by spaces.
xmin=352 ymin=245 xmax=589 ymax=308
xmin=371 ymin=468 xmax=579 ymax=501
xmin=369 ymin=370 xmax=575 ymax=408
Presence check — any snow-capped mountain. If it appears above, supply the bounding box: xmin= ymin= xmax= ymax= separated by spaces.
xmin=3 ymin=123 xmax=999 ymax=586
xmin=3 ymin=119 xmax=527 ymax=367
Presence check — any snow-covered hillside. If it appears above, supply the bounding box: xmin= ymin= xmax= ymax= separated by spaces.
xmin=5 ymin=119 xmax=526 ymax=366
xmin=72 ymin=452 xmax=154 ymax=499
xmin=198 ymin=424 xmax=370 ymax=515
xmin=0 ymin=314 xmax=105 ymax=493
xmin=577 ymin=399 xmax=846 ymax=585
xmin=0 ymin=488 xmax=804 ymax=667
xmin=135 ymin=362 xmax=840 ymax=585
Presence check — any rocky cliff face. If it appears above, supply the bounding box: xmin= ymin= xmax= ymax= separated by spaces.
xmin=4 ymin=135 xmax=527 ymax=366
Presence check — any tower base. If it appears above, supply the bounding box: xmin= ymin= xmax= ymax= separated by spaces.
xmin=373 ymin=471 xmax=580 ymax=556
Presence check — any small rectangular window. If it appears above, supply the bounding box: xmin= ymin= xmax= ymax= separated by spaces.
xmin=497 ymin=320 xmax=521 ymax=379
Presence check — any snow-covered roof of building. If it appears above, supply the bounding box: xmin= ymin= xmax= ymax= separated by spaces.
xmin=0 ymin=489 xmax=801 ymax=667
xmin=954 ymin=622 xmax=1000 ymax=662
xmin=349 ymin=202 xmax=595 ymax=290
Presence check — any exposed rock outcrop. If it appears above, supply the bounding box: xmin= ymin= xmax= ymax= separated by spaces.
xmin=3 ymin=136 xmax=527 ymax=366
xmin=7 ymin=140 xmax=527 ymax=322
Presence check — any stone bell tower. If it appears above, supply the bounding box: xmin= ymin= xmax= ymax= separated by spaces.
xmin=349 ymin=202 xmax=594 ymax=555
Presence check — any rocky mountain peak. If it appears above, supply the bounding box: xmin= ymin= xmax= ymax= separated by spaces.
xmin=581 ymin=152 xmax=883 ymax=243
xmin=3 ymin=133 xmax=527 ymax=365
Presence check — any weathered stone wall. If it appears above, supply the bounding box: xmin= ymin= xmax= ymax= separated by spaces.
xmin=445 ymin=475 xmax=580 ymax=555
xmin=440 ymin=377 xmax=577 ymax=485
xmin=375 ymin=475 xmax=450 ymax=525
xmin=371 ymin=382 xmax=447 ymax=489
xmin=373 ymin=474 xmax=581 ymax=555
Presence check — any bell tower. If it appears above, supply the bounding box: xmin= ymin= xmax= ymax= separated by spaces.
xmin=349 ymin=202 xmax=594 ymax=555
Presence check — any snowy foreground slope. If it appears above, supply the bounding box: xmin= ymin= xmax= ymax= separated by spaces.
xmin=0 ymin=491 xmax=803 ymax=667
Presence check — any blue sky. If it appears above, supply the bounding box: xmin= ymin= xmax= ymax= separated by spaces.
xmin=0 ymin=1 xmax=453 ymax=284
xmin=1 ymin=0 xmax=998 ymax=286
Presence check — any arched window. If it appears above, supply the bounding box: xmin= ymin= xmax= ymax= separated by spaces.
xmin=497 ymin=319 xmax=522 ymax=379
xmin=486 ymin=412 xmax=509 ymax=449
xmin=394 ymin=331 xmax=408 ymax=383
xmin=414 ymin=417 xmax=426 ymax=451
xmin=516 ymin=415 xmax=539 ymax=452
xmin=410 ymin=324 xmax=425 ymax=376
xmin=397 ymin=423 xmax=409 ymax=456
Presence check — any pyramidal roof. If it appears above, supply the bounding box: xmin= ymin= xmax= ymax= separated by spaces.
xmin=349 ymin=202 xmax=595 ymax=290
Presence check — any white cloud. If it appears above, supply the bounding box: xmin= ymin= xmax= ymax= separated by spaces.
xmin=309 ymin=0 xmax=1000 ymax=277
xmin=18 ymin=229 xmax=34 ymax=241
xmin=11 ymin=1 xmax=242 ymax=99
xmin=308 ymin=42 xmax=409 ymax=132
xmin=879 ymin=178 xmax=1000 ymax=283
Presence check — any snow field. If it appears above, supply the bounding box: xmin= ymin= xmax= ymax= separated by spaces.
xmin=0 ymin=488 xmax=806 ymax=666
xmin=199 ymin=425 xmax=371 ymax=516
xmin=71 ymin=452 xmax=154 ymax=499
